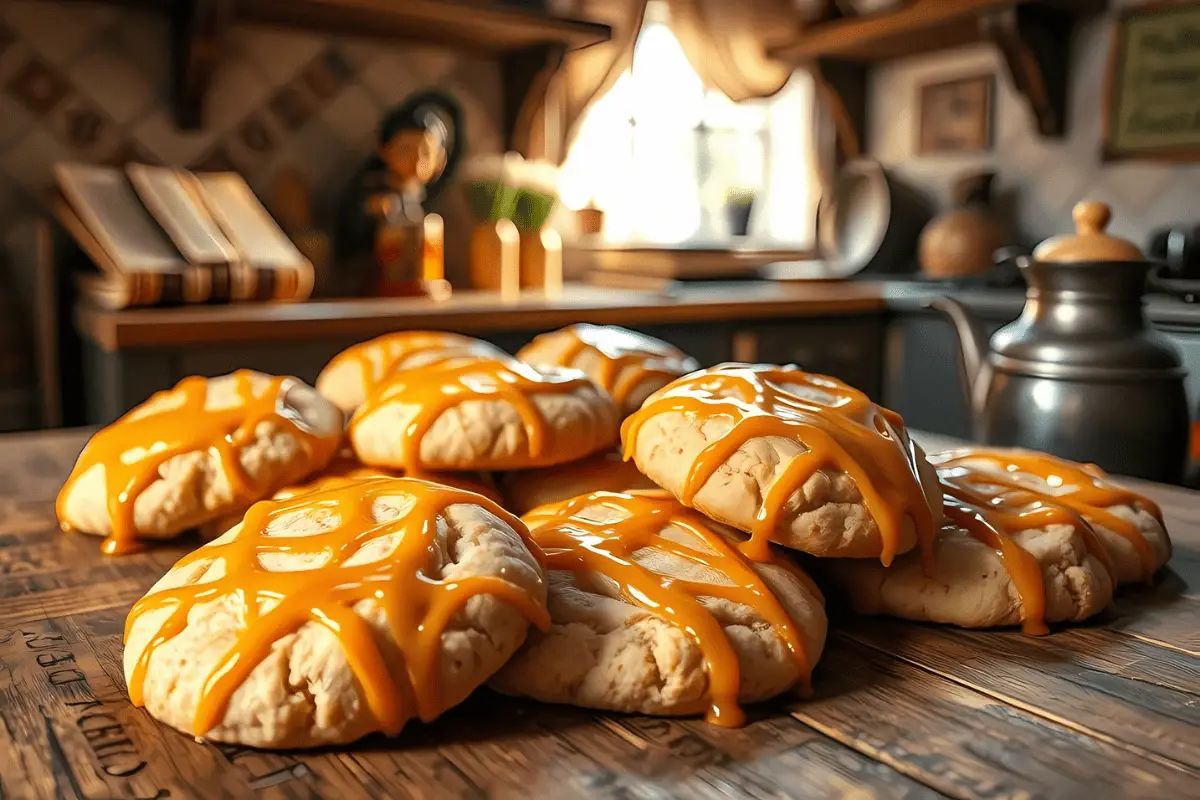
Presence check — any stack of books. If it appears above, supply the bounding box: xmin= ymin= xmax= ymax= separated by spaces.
xmin=52 ymin=163 xmax=314 ymax=309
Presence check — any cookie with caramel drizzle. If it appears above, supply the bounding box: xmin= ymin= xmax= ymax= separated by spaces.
xmin=199 ymin=451 xmax=503 ymax=540
xmin=499 ymin=448 xmax=659 ymax=514
xmin=827 ymin=450 xmax=1148 ymax=635
xmin=622 ymin=364 xmax=939 ymax=565
xmin=350 ymin=356 xmax=618 ymax=471
xmin=123 ymin=477 xmax=549 ymax=748
xmin=932 ymin=449 xmax=1171 ymax=586
xmin=57 ymin=371 xmax=343 ymax=556
xmin=491 ymin=490 xmax=826 ymax=726
xmin=517 ymin=324 xmax=700 ymax=416
xmin=316 ymin=330 xmax=507 ymax=414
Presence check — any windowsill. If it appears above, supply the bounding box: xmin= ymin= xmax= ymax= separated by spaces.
xmin=563 ymin=241 xmax=818 ymax=286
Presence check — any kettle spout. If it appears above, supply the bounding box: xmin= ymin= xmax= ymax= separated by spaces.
xmin=925 ymin=297 xmax=993 ymax=418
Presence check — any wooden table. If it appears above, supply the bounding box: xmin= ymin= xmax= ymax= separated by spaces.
xmin=1 ymin=429 xmax=1196 ymax=799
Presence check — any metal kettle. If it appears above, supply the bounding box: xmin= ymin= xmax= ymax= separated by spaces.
xmin=930 ymin=201 xmax=1190 ymax=483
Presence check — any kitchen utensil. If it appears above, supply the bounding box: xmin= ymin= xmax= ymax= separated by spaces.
xmin=1147 ymin=223 xmax=1200 ymax=280
xmin=816 ymin=158 xmax=933 ymax=277
xmin=930 ymin=200 xmax=1189 ymax=483
xmin=918 ymin=171 xmax=1005 ymax=279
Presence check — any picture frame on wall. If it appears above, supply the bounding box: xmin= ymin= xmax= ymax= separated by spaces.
xmin=916 ymin=74 xmax=994 ymax=156
xmin=1104 ymin=1 xmax=1200 ymax=162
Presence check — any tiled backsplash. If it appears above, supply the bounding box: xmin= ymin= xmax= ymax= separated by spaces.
xmin=868 ymin=1 xmax=1200 ymax=248
xmin=0 ymin=0 xmax=502 ymax=281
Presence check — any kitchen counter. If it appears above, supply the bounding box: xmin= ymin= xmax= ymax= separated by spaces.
xmin=0 ymin=427 xmax=1195 ymax=798
xmin=75 ymin=282 xmax=888 ymax=351
xmin=74 ymin=281 xmax=1200 ymax=351
xmin=64 ymin=280 xmax=1200 ymax=432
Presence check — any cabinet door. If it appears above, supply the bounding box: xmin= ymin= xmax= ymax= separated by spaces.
xmin=728 ymin=316 xmax=885 ymax=399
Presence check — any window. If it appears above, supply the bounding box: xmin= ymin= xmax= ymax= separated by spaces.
xmin=557 ymin=2 xmax=817 ymax=249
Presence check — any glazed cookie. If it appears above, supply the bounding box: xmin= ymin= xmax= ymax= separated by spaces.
xmin=124 ymin=477 xmax=549 ymax=748
xmin=827 ymin=460 xmax=1120 ymax=634
xmin=57 ymin=371 xmax=343 ymax=555
xmin=930 ymin=449 xmax=1171 ymax=586
xmin=622 ymin=364 xmax=941 ymax=563
xmin=516 ymin=324 xmax=699 ymax=416
xmin=316 ymin=331 xmax=506 ymax=415
xmin=200 ymin=453 xmax=503 ymax=541
xmin=350 ymin=356 xmax=618 ymax=471
xmin=500 ymin=449 xmax=659 ymax=515
xmin=491 ymin=490 xmax=826 ymax=725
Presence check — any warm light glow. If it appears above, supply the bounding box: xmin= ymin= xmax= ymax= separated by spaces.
xmin=557 ymin=12 xmax=815 ymax=247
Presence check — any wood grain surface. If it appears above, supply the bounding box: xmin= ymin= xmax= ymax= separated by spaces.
xmin=0 ymin=429 xmax=1196 ymax=799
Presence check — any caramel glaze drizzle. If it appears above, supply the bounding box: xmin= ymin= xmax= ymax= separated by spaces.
xmin=621 ymin=364 xmax=934 ymax=567
xmin=527 ymin=324 xmax=699 ymax=410
xmin=125 ymin=477 xmax=550 ymax=738
xmin=933 ymin=449 xmax=1165 ymax=586
xmin=523 ymin=490 xmax=820 ymax=727
xmin=341 ymin=332 xmax=503 ymax=399
xmin=350 ymin=356 xmax=600 ymax=468
xmin=56 ymin=371 xmax=338 ymax=556
xmin=277 ymin=457 xmax=503 ymax=505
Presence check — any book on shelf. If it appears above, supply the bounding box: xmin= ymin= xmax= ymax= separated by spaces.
xmin=51 ymin=162 xmax=314 ymax=309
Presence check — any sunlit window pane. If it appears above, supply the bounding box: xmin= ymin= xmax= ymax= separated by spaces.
xmin=557 ymin=10 xmax=815 ymax=248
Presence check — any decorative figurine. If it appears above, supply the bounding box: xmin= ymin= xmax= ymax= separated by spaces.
xmin=337 ymin=91 xmax=463 ymax=297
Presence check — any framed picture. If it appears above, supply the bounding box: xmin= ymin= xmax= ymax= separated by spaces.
xmin=1104 ymin=1 xmax=1200 ymax=161
xmin=917 ymin=74 xmax=994 ymax=155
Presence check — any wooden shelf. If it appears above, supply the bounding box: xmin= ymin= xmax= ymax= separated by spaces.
xmin=81 ymin=0 xmax=610 ymax=152
xmin=238 ymin=0 xmax=609 ymax=52
xmin=772 ymin=0 xmax=1108 ymax=156
xmin=771 ymin=0 xmax=1103 ymax=62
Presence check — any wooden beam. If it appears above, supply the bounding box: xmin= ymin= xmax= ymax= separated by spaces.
xmin=171 ymin=0 xmax=233 ymax=130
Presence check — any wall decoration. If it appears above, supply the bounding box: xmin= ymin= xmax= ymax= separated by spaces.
xmin=917 ymin=74 xmax=994 ymax=155
xmin=1105 ymin=1 xmax=1200 ymax=161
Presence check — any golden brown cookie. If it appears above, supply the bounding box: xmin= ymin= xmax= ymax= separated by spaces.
xmin=499 ymin=449 xmax=659 ymax=515
xmin=57 ymin=371 xmax=342 ymax=555
xmin=350 ymin=356 xmax=618 ymax=472
xmin=316 ymin=331 xmax=506 ymax=415
xmin=622 ymin=363 xmax=941 ymax=563
xmin=124 ymin=477 xmax=549 ymax=748
xmin=516 ymin=324 xmax=699 ymax=416
xmin=491 ymin=490 xmax=826 ymax=725
xmin=929 ymin=448 xmax=1171 ymax=586
xmin=828 ymin=455 xmax=1123 ymax=634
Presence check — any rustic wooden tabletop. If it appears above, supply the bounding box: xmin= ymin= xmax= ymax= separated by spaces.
xmin=0 ymin=429 xmax=1196 ymax=800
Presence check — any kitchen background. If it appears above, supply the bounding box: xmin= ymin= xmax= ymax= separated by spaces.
xmin=871 ymin=0 xmax=1200 ymax=245
xmin=0 ymin=0 xmax=503 ymax=282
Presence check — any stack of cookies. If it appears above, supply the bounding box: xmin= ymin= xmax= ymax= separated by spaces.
xmin=55 ymin=324 xmax=1172 ymax=750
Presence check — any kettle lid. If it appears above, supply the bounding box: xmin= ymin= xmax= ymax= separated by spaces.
xmin=1033 ymin=201 xmax=1144 ymax=263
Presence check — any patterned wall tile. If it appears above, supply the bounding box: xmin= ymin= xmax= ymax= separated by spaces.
xmin=0 ymin=0 xmax=504 ymax=254
xmin=358 ymin=50 xmax=425 ymax=109
xmin=67 ymin=40 xmax=156 ymax=125
xmin=231 ymin=27 xmax=326 ymax=86
xmin=5 ymin=54 xmax=69 ymax=116
xmin=319 ymin=82 xmax=381 ymax=154
xmin=131 ymin=108 xmax=220 ymax=166
xmin=1 ymin=124 xmax=69 ymax=195
xmin=204 ymin=58 xmax=272 ymax=135
xmin=48 ymin=92 xmax=121 ymax=163
xmin=2 ymin=0 xmax=121 ymax=66
xmin=108 ymin=9 xmax=170 ymax=104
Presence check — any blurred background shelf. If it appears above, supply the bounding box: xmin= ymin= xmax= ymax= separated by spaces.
xmin=71 ymin=0 xmax=611 ymax=149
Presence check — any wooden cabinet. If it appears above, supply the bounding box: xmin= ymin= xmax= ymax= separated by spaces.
xmin=730 ymin=315 xmax=886 ymax=399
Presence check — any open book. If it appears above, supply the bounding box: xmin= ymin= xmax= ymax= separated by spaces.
xmin=52 ymin=162 xmax=313 ymax=309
